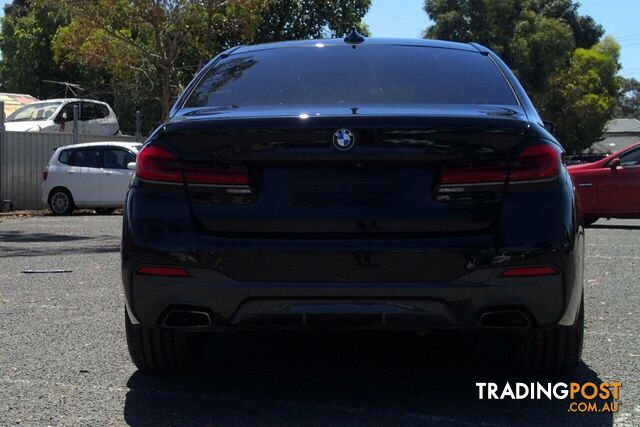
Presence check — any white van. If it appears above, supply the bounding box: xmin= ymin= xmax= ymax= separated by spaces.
xmin=4 ymin=98 xmax=120 ymax=135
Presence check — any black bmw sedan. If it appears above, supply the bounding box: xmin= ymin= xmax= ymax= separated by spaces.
xmin=121 ymin=34 xmax=585 ymax=373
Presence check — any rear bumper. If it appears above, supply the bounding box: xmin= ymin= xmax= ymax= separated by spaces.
xmin=124 ymin=261 xmax=577 ymax=331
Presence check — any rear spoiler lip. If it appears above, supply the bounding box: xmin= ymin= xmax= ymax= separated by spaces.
xmin=159 ymin=113 xmax=531 ymax=136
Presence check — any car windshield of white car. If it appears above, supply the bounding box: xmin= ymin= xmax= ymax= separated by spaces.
xmin=6 ymin=102 xmax=62 ymax=122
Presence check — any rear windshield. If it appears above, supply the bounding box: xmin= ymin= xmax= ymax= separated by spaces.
xmin=185 ymin=45 xmax=518 ymax=108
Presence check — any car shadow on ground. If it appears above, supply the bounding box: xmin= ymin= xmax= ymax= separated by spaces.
xmin=589 ymin=223 xmax=640 ymax=230
xmin=0 ymin=230 xmax=93 ymax=243
xmin=123 ymin=331 xmax=612 ymax=426
xmin=0 ymin=231 xmax=119 ymax=257
xmin=42 ymin=209 xmax=122 ymax=217
xmin=0 ymin=244 xmax=120 ymax=258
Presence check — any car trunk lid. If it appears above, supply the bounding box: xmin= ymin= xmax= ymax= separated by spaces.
xmin=150 ymin=105 xmax=530 ymax=235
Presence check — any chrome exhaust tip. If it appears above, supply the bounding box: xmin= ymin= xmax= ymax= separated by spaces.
xmin=163 ymin=309 xmax=211 ymax=328
xmin=480 ymin=309 xmax=532 ymax=328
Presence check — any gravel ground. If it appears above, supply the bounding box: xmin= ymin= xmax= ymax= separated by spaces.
xmin=0 ymin=215 xmax=638 ymax=426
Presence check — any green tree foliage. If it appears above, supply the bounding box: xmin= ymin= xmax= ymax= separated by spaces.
xmin=0 ymin=0 xmax=106 ymax=99
xmin=509 ymin=11 xmax=574 ymax=97
xmin=544 ymin=38 xmax=620 ymax=152
xmin=0 ymin=0 xmax=370 ymax=131
xmin=423 ymin=0 xmax=617 ymax=151
xmin=254 ymin=0 xmax=371 ymax=42
xmin=422 ymin=0 xmax=524 ymax=63
xmin=0 ymin=0 xmax=59 ymax=96
xmin=526 ymin=0 xmax=603 ymax=48
xmin=52 ymin=0 xmax=264 ymax=123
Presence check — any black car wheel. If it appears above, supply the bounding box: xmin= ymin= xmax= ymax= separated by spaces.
xmin=125 ymin=309 xmax=207 ymax=372
xmin=509 ymin=296 xmax=584 ymax=373
xmin=48 ymin=188 xmax=74 ymax=216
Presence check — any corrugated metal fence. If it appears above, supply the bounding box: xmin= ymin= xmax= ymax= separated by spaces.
xmin=0 ymin=131 xmax=139 ymax=210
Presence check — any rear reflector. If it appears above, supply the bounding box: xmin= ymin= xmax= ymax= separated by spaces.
xmin=501 ymin=266 xmax=559 ymax=278
xmin=136 ymin=145 xmax=250 ymax=186
xmin=43 ymin=170 xmax=48 ymax=181
xmin=136 ymin=266 xmax=191 ymax=277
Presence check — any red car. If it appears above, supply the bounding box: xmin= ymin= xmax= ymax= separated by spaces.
xmin=568 ymin=141 xmax=640 ymax=225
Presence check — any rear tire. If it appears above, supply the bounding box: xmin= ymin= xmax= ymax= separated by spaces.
xmin=509 ymin=297 xmax=584 ymax=373
xmin=125 ymin=309 xmax=207 ymax=372
xmin=48 ymin=188 xmax=74 ymax=216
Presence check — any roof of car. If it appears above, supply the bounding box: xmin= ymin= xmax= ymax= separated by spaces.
xmin=57 ymin=141 xmax=142 ymax=150
xmin=31 ymin=98 xmax=111 ymax=105
xmin=231 ymin=37 xmax=482 ymax=55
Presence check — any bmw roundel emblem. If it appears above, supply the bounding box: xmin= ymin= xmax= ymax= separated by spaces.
xmin=333 ymin=129 xmax=355 ymax=151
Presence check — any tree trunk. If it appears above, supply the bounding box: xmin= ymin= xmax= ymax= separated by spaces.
xmin=161 ymin=68 xmax=172 ymax=121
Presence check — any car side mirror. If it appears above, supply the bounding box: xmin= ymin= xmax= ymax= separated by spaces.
xmin=609 ymin=158 xmax=621 ymax=169
xmin=543 ymin=121 xmax=556 ymax=135
xmin=127 ymin=162 xmax=136 ymax=171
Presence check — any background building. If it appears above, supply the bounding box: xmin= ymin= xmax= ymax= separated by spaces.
xmin=589 ymin=118 xmax=640 ymax=154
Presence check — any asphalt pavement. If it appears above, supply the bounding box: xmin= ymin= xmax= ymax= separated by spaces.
xmin=0 ymin=214 xmax=638 ymax=426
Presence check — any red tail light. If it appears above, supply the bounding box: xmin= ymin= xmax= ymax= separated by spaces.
xmin=43 ymin=170 xmax=48 ymax=181
xmin=501 ymin=265 xmax=559 ymax=278
xmin=439 ymin=161 xmax=509 ymax=185
xmin=509 ymin=144 xmax=562 ymax=183
xmin=184 ymin=169 xmax=250 ymax=185
xmin=136 ymin=265 xmax=191 ymax=277
xmin=135 ymin=146 xmax=182 ymax=183
xmin=437 ymin=143 xmax=562 ymax=191
xmin=136 ymin=145 xmax=250 ymax=186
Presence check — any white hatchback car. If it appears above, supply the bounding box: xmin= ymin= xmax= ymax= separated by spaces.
xmin=42 ymin=142 xmax=142 ymax=215
xmin=5 ymin=98 xmax=120 ymax=135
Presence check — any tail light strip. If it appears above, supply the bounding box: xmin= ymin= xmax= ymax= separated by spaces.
xmin=501 ymin=265 xmax=560 ymax=278
xmin=136 ymin=265 xmax=191 ymax=277
xmin=135 ymin=145 xmax=251 ymax=190
xmin=437 ymin=144 xmax=562 ymax=193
